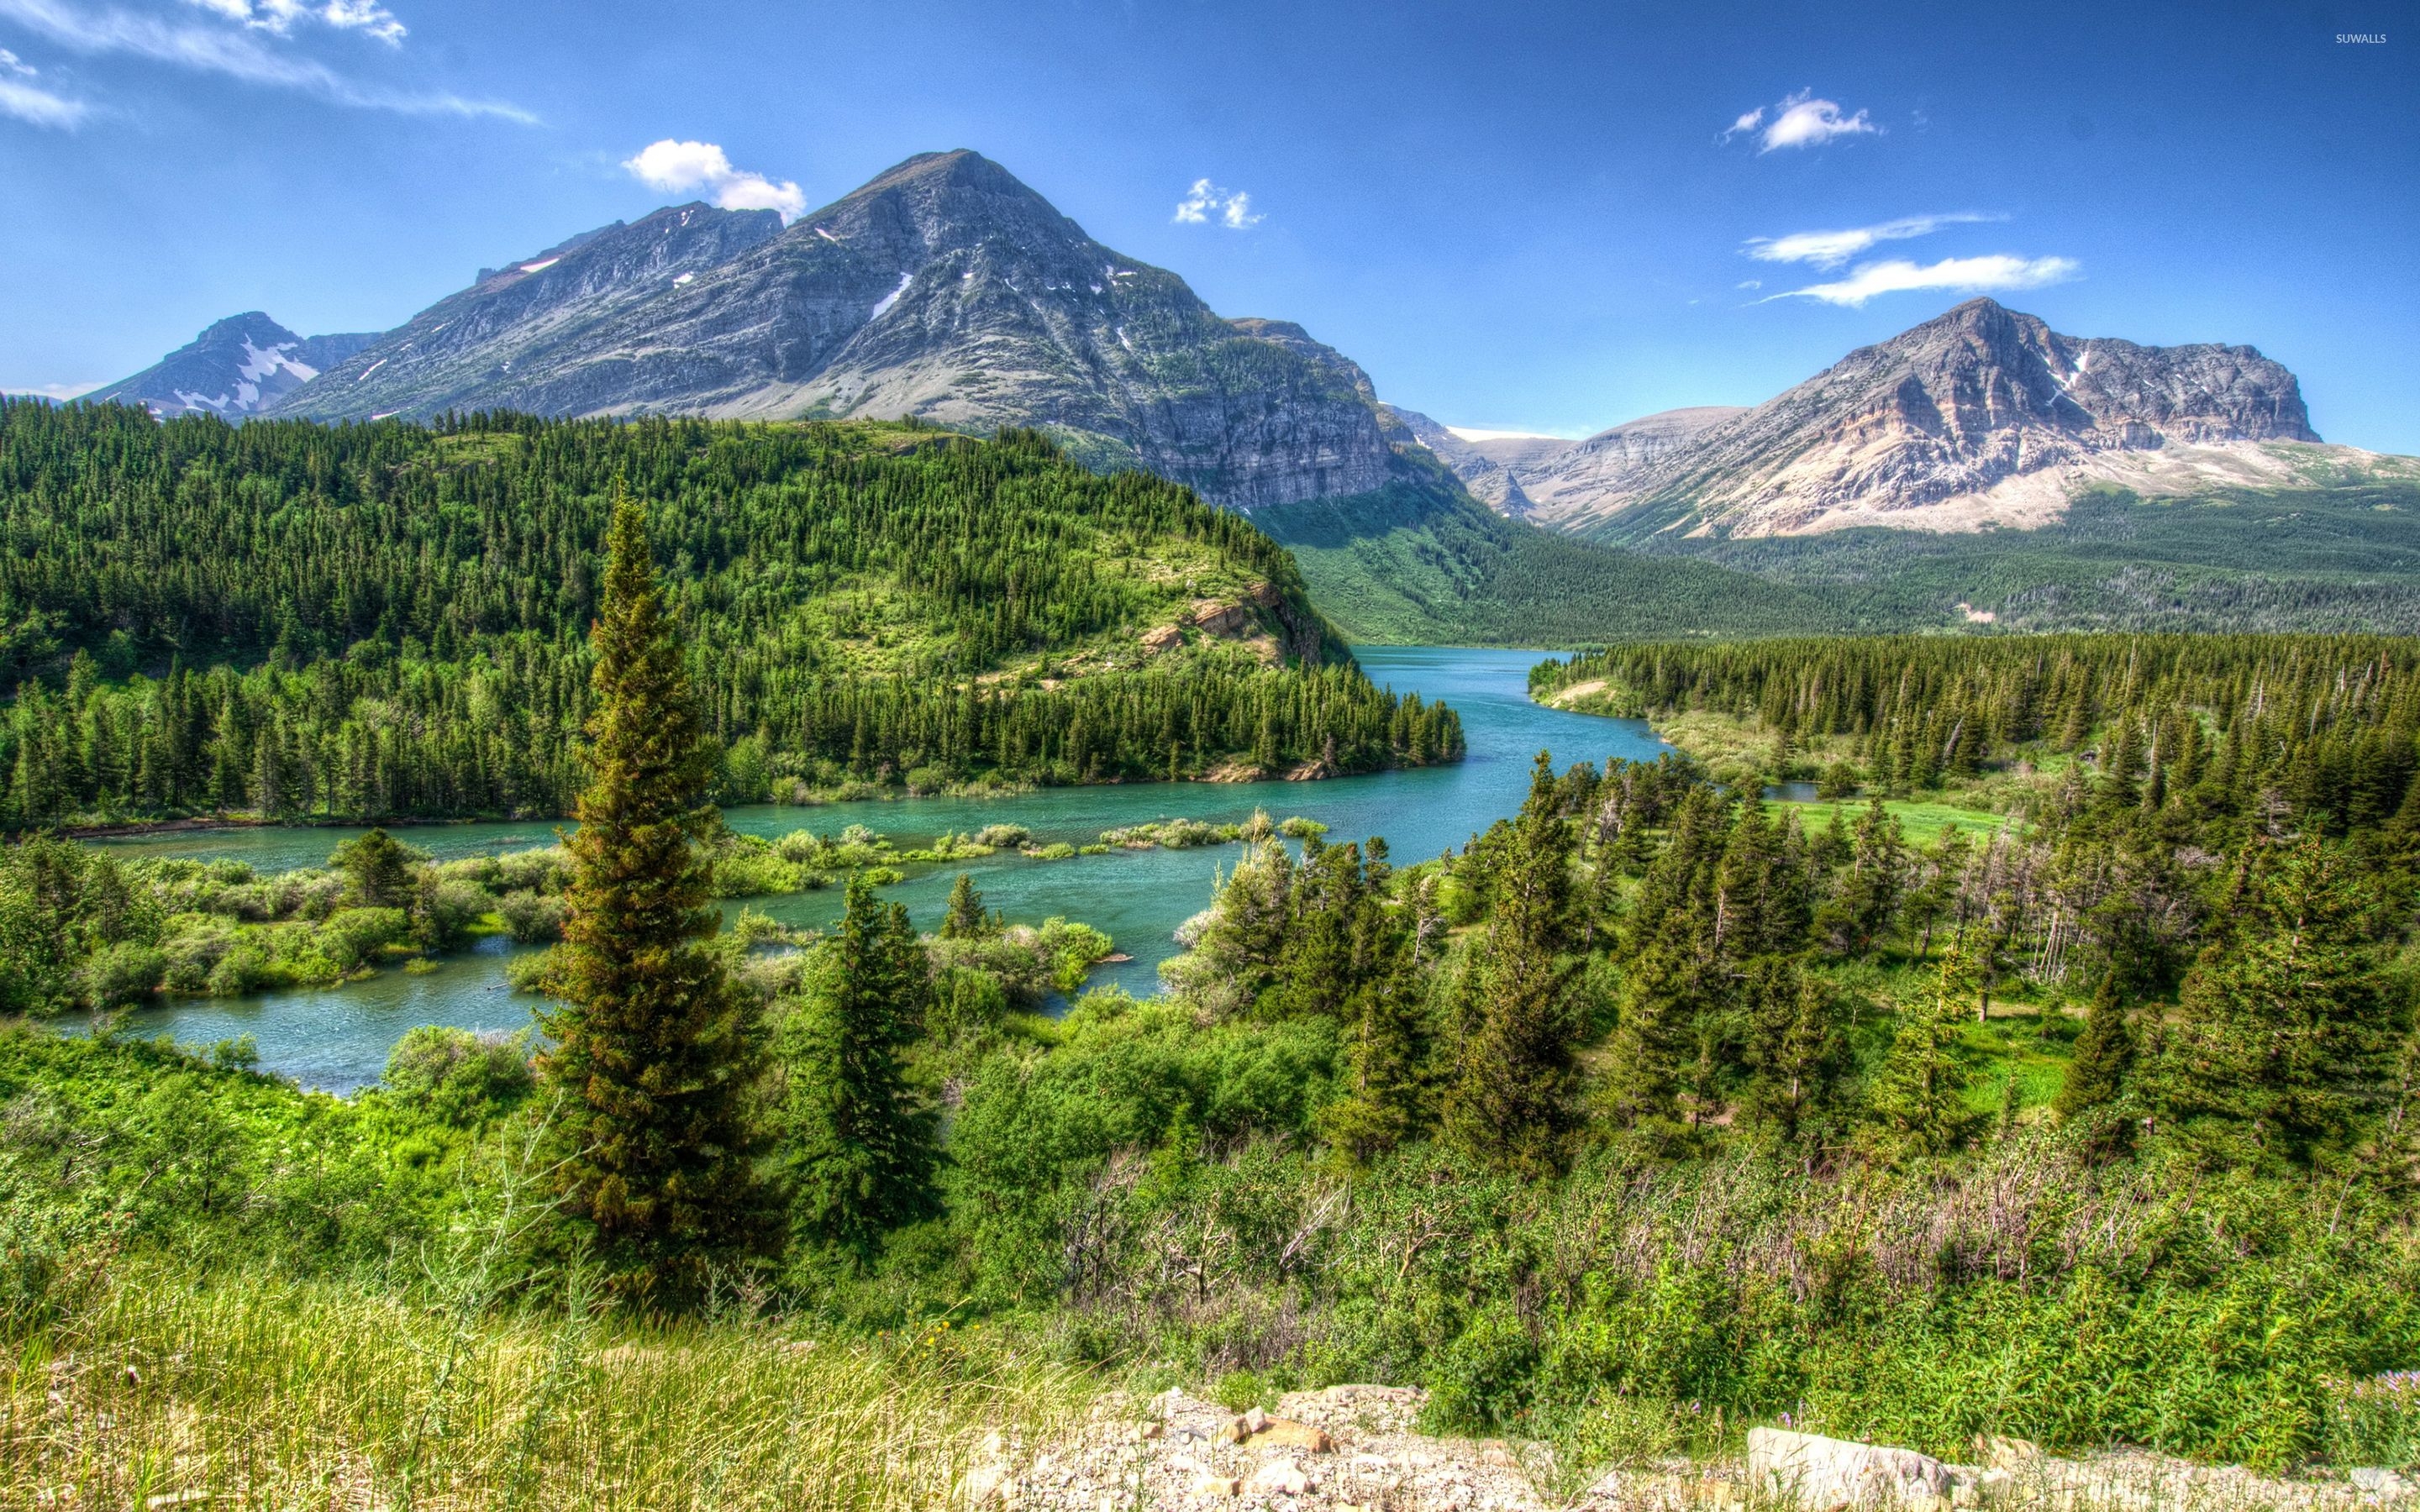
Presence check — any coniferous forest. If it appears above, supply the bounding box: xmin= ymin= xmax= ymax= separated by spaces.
xmin=0 ymin=399 xmax=1460 ymax=827
xmin=4 ymin=407 xmax=2420 ymax=1504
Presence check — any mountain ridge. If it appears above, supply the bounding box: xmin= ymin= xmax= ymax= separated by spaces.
xmin=270 ymin=150 xmax=1395 ymax=511
xmin=86 ymin=313 xmax=380 ymax=420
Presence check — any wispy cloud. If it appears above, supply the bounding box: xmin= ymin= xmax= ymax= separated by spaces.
xmin=3 ymin=381 xmax=103 ymax=400
xmin=1746 ymin=213 xmax=2002 ymax=270
xmin=623 ymin=139 xmax=805 ymax=222
xmin=1765 ymin=254 xmax=2081 ymax=307
xmin=0 ymin=44 xmax=86 ymax=124
xmin=186 ymin=0 xmax=405 ymax=45
xmin=0 ymin=0 xmax=533 ymax=118
xmin=1175 ymin=177 xmax=1260 ymax=229
xmin=1724 ymin=90 xmax=1878 ymax=152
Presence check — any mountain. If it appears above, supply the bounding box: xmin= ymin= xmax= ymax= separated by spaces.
xmin=271 ymin=202 xmax=786 ymax=422
xmin=1563 ymin=299 xmax=2333 ymax=542
xmin=1252 ymin=431 xmax=1852 ymax=646
xmin=85 ymin=313 xmax=379 ymax=420
xmin=274 ymin=151 xmax=1394 ymax=510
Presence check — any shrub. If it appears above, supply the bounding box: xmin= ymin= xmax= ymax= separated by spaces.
xmin=497 ymin=889 xmax=566 ymax=944
xmin=78 ymin=942 xmax=167 ymax=1009
xmin=382 ymin=1026 xmax=534 ymax=1126
xmin=317 ymin=907 xmax=413 ymax=972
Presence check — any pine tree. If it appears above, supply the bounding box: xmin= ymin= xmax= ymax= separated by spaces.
xmin=941 ymin=872 xmax=992 ymax=940
xmin=539 ymin=493 xmax=772 ymax=1304
xmin=2161 ymin=840 xmax=2400 ymax=1166
xmin=782 ymin=873 xmax=937 ymax=1248
xmin=1319 ymin=923 xmax=1435 ymax=1164
xmin=1444 ymin=754 xmax=1582 ymax=1176
xmin=1738 ymin=953 xmax=1844 ymax=1158
xmin=2054 ymin=972 xmax=2137 ymax=1142
xmin=1865 ymin=937 xmax=1978 ymax=1160
xmin=329 ymin=827 xmax=424 ymax=908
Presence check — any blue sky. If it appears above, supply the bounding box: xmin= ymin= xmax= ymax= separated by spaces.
xmin=3 ymin=0 xmax=2413 ymax=451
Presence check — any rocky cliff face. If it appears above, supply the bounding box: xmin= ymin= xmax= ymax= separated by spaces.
xmin=270 ymin=151 xmax=1392 ymax=510
xmin=1511 ymin=407 xmax=1746 ymax=526
xmin=272 ymin=203 xmax=786 ymax=422
xmin=1579 ymin=299 xmax=2322 ymax=538
xmin=1385 ymin=406 xmax=1748 ymax=525
xmin=87 ymin=313 xmax=378 ymax=420
xmin=1379 ymin=406 xmax=1541 ymax=514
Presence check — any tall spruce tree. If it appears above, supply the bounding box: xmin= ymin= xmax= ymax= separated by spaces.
xmin=2160 ymin=840 xmax=2401 ymax=1167
xmin=539 ymin=493 xmax=771 ymax=1304
xmin=782 ymin=873 xmax=938 ymax=1248
xmin=941 ymin=872 xmax=992 ymax=941
xmin=1865 ymin=937 xmax=1978 ymax=1161
xmin=2055 ymin=972 xmax=2137 ymax=1151
xmin=1444 ymin=754 xmax=1583 ymax=1176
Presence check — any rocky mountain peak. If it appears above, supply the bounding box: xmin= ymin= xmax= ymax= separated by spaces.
xmin=85 ymin=312 xmax=378 ymax=420
xmin=255 ymin=150 xmax=1392 ymax=509
xmin=1499 ymin=301 xmax=2323 ymax=540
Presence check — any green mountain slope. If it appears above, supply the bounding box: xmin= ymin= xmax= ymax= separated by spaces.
xmin=1649 ymin=480 xmax=2420 ymax=634
xmin=0 ymin=402 xmax=1462 ymax=827
xmin=1252 ymin=449 xmax=1848 ymax=646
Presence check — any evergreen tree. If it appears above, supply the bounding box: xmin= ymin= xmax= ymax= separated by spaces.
xmin=941 ymin=872 xmax=992 ymax=941
xmin=2160 ymin=840 xmax=2402 ymax=1166
xmin=539 ymin=494 xmax=772 ymax=1304
xmin=1318 ymin=919 xmax=1435 ymax=1164
xmin=1737 ymin=953 xmax=1844 ymax=1158
xmin=1814 ymin=797 xmax=1907 ymax=958
xmin=328 ymin=827 xmax=424 ymax=909
xmin=1865 ymin=938 xmax=1978 ymax=1160
xmin=2054 ymin=972 xmax=2137 ymax=1148
xmin=781 ymin=873 xmax=938 ymax=1248
xmin=1444 ymin=754 xmax=1582 ymax=1176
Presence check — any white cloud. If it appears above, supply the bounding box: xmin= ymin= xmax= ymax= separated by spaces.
xmin=1735 ymin=279 xmax=1761 ymax=290
xmin=1766 ymin=254 xmax=2081 ymax=307
xmin=186 ymin=0 xmax=405 ymax=45
xmin=0 ymin=0 xmax=531 ymax=118
xmin=0 ymin=45 xmax=86 ymax=123
xmin=1725 ymin=89 xmax=1879 ymax=152
xmin=0 ymin=72 xmax=83 ymax=123
xmin=623 ymin=138 xmax=806 ymax=222
xmin=1746 ymin=213 xmax=2002 ymax=270
xmin=3 ymin=381 xmax=102 ymax=399
xmin=1174 ymin=177 xmax=1260 ymax=229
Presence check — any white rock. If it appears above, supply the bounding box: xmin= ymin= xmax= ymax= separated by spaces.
xmin=1749 ymin=1426 xmax=1953 ymax=1509
xmin=1249 ymin=1459 xmax=1311 ymax=1495
xmin=2354 ymin=1468 xmax=2416 ymax=1500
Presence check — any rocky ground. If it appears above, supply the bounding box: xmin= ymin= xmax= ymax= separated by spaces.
xmin=967 ymin=1386 xmax=2419 ymax=1512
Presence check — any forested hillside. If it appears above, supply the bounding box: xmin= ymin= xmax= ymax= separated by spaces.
xmin=1639 ymin=480 xmax=2420 ymax=635
xmin=1254 ymin=455 xmax=1849 ymax=646
xmin=0 ymin=401 xmax=1460 ymax=826
xmin=1535 ymin=633 xmax=2420 ymax=827
xmin=9 ymin=617 xmax=2420 ymax=1495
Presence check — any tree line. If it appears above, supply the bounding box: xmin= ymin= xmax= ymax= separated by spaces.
xmin=0 ymin=400 xmax=1460 ymax=825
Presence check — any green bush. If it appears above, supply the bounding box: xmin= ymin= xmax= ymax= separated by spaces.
xmin=77 ymin=942 xmax=166 ymax=1008
xmin=497 ymin=889 xmax=565 ymax=944
xmin=381 ymin=1026 xmax=534 ymax=1127
xmin=317 ymin=907 xmax=413 ymax=972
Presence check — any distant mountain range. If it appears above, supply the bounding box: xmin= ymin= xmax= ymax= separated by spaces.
xmin=86 ymin=313 xmax=379 ymax=420
xmin=1399 ymin=300 xmax=2409 ymax=543
xmin=76 ymin=150 xmax=2420 ymax=643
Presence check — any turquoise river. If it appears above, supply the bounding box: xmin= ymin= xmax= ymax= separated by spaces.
xmin=87 ymin=647 xmax=1669 ymax=1091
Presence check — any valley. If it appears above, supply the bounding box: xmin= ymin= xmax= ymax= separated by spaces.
xmin=11 ymin=101 xmax=2420 ymax=1512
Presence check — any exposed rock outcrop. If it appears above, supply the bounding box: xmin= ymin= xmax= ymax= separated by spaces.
xmin=1575 ymin=299 xmax=2323 ymax=538
xmin=269 ymin=151 xmax=1393 ymax=511
xmin=86 ymin=313 xmax=379 ymax=420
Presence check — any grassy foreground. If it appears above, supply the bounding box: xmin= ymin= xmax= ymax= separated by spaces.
xmin=3 ymin=1259 xmax=1085 ymax=1509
